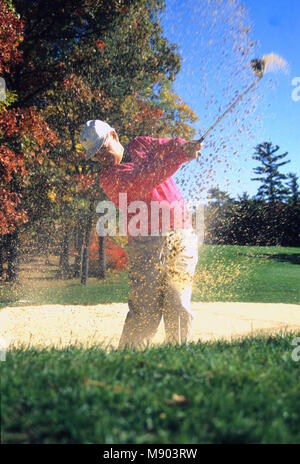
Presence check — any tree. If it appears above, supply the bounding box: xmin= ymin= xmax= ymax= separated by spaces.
xmin=9 ymin=0 xmax=180 ymax=110
xmin=252 ymin=142 xmax=290 ymax=203
xmin=207 ymin=187 xmax=232 ymax=207
xmin=204 ymin=187 xmax=234 ymax=244
xmin=251 ymin=142 xmax=293 ymax=245
xmin=0 ymin=0 xmax=23 ymax=76
xmin=0 ymin=0 xmax=58 ymax=281
xmin=284 ymin=173 xmax=300 ymax=246
xmin=119 ymin=81 xmax=198 ymax=142
xmin=287 ymin=172 xmax=300 ymax=206
xmin=232 ymin=193 xmax=265 ymax=245
xmin=3 ymin=0 xmax=198 ymax=283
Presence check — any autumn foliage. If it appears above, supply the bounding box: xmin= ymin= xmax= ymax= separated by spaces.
xmin=89 ymin=230 xmax=128 ymax=271
xmin=0 ymin=1 xmax=59 ymax=234
xmin=71 ymin=229 xmax=128 ymax=272
xmin=0 ymin=107 xmax=59 ymax=233
xmin=0 ymin=0 xmax=197 ymax=281
xmin=0 ymin=0 xmax=23 ymax=74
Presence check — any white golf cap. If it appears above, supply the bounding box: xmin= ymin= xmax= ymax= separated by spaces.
xmin=79 ymin=120 xmax=115 ymax=160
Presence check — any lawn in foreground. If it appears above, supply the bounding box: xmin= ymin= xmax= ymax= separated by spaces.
xmin=1 ymin=245 xmax=299 ymax=306
xmin=1 ymin=332 xmax=300 ymax=444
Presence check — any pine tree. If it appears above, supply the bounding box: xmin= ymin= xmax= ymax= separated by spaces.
xmin=287 ymin=173 xmax=300 ymax=206
xmin=252 ymin=142 xmax=290 ymax=203
xmin=207 ymin=187 xmax=232 ymax=206
xmin=285 ymin=173 xmax=300 ymax=246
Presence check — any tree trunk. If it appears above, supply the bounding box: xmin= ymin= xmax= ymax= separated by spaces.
xmin=6 ymin=229 xmax=20 ymax=282
xmin=58 ymin=225 xmax=71 ymax=278
xmin=0 ymin=234 xmax=6 ymax=279
xmin=73 ymin=221 xmax=84 ymax=278
xmin=81 ymin=203 xmax=94 ymax=285
xmin=98 ymin=235 xmax=106 ymax=279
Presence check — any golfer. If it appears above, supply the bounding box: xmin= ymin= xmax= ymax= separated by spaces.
xmin=79 ymin=120 xmax=202 ymax=349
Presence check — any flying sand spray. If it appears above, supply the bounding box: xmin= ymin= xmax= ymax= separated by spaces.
xmin=196 ymin=53 xmax=288 ymax=147
xmin=181 ymin=53 xmax=288 ymax=343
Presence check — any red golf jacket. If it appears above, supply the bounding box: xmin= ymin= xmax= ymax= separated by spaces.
xmin=99 ymin=136 xmax=192 ymax=237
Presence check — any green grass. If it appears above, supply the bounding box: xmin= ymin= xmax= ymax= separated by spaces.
xmin=1 ymin=332 xmax=300 ymax=444
xmin=1 ymin=245 xmax=299 ymax=306
xmin=194 ymin=245 xmax=300 ymax=303
xmin=1 ymin=246 xmax=299 ymax=444
xmin=0 ymin=271 xmax=129 ymax=307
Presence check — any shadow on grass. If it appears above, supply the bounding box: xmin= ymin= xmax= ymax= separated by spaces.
xmin=234 ymin=252 xmax=300 ymax=265
xmin=255 ymin=253 xmax=300 ymax=265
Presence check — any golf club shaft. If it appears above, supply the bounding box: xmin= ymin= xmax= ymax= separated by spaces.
xmin=196 ymin=76 xmax=262 ymax=143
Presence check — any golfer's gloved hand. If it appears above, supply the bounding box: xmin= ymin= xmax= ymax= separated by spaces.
xmin=182 ymin=141 xmax=203 ymax=160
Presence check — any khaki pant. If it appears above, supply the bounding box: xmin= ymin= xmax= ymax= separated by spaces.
xmin=118 ymin=229 xmax=198 ymax=349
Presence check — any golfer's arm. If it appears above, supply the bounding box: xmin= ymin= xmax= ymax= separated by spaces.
xmin=100 ymin=147 xmax=187 ymax=204
xmin=137 ymin=136 xmax=202 ymax=161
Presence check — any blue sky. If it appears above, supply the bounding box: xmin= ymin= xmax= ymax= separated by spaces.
xmin=162 ymin=0 xmax=300 ymax=200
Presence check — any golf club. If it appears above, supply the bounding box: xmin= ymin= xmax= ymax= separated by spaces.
xmin=196 ymin=53 xmax=287 ymax=147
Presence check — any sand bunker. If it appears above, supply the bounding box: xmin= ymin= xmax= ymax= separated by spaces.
xmin=1 ymin=302 xmax=300 ymax=350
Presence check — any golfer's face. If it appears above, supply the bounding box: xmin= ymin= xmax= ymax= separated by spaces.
xmin=92 ymin=131 xmax=124 ymax=166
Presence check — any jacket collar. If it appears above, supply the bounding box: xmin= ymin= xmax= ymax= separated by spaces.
xmin=121 ymin=146 xmax=132 ymax=163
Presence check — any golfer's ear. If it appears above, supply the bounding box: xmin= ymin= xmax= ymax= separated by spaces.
xmin=111 ymin=130 xmax=119 ymax=141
